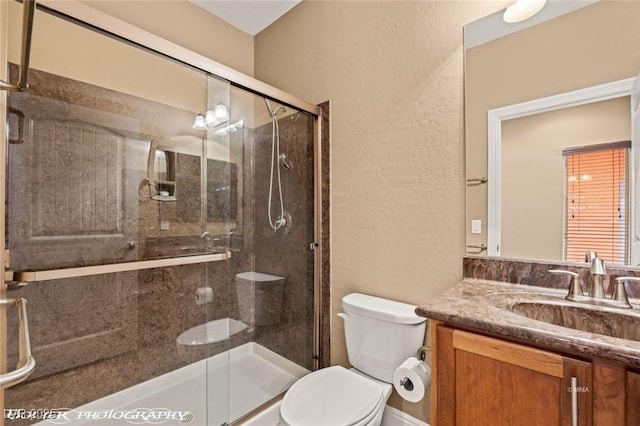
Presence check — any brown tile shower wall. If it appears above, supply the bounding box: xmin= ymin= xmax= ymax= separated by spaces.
xmin=251 ymin=112 xmax=316 ymax=370
xmin=319 ymin=101 xmax=331 ymax=369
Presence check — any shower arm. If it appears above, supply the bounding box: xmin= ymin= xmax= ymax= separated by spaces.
xmin=0 ymin=0 xmax=36 ymax=92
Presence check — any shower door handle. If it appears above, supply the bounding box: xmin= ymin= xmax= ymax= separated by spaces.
xmin=0 ymin=298 xmax=36 ymax=389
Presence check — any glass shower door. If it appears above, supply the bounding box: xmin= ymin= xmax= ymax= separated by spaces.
xmin=204 ymin=80 xmax=316 ymax=422
xmin=1 ymin=2 xmax=232 ymax=425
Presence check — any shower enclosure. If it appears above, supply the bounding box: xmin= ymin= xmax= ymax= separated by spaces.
xmin=0 ymin=1 xmax=326 ymax=425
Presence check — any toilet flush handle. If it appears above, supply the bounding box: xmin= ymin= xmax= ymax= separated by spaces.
xmin=337 ymin=312 xmax=349 ymax=321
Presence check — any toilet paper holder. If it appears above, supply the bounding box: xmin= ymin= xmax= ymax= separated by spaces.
xmin=399 ymin=377 xmax=414 ymax=391
xmin=398 ymin=346 xmax=429 ymax=392
xmin=417 ymin=345 xmax=428 ymax=362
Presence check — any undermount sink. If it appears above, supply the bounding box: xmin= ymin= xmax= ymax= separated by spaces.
xmin=509 ymin=301 xmax=640 ymax=342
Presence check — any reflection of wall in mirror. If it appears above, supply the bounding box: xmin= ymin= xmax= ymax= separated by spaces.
xmin=465 ymin=1 xmax=640 ymax=255
xmin=501 ymin=97 xmax=630 ymax=261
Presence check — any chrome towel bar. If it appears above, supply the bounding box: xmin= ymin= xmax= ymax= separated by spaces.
xmin=0 ymin=0 xmax=36 ymax=92
xmin=466 ymin=244 xmax=487 ymax=254
xmin=0 ymin=298 xmax=36 ymax=388
xmin=466 ymin=177 xmax=488 ymax=186
xmin=5 ymin=251 xmax=231 ymax=284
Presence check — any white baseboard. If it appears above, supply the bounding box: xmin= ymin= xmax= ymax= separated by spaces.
xmin=381 ymin=405 xmax=430 ymax=426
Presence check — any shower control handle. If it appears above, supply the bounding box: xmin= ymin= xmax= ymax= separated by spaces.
xmin=279 ymin=153 xmax=292 ymax=170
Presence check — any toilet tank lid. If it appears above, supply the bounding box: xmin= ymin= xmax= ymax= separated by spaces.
xmin=236 ymin=272 xmax=283 ymax=282
xmin=342 ymin=293 xmax=426 ymax=325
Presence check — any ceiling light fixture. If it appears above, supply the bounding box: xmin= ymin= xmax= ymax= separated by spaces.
xmin=192 ymin=104 xmax=230 ymax=130
xmin=192 ymin=113 xmax=207 ymax=130
xmin=503 ymin=0 xmax=546 ymax=23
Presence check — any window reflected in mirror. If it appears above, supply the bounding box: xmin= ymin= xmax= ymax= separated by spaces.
xmin=564 ymin=142 xmax=630 ymax=264
xmin=499 ymin=97 xmax=631 ymax=262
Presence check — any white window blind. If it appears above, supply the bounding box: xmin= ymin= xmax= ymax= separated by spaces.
xmin=563 ymin=141 xmax=631 ymax=264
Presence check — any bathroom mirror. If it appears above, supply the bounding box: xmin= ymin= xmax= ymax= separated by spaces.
xmin=204 ymin=84 xmax=246 ymax=237
xmin=464 ymin=0 xmax=640 ymax=266
xmin=207 ymin=159 xmax=238 ymax=223
xmin=147 ymin=142 xmax=177 ymax=200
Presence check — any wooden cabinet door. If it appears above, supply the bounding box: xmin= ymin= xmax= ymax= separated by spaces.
xmin=627 ymin=371 xmax=640 ymax=425
xmin=432 ymin=324 xmax=592 ymax=426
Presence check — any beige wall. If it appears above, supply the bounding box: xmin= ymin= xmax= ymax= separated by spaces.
xmin=81 ymin=0 xmax=254 ymax=77
xmin=8 ymin=1 xmax=205 ymax=112
xmin=9 ymin=0 xmax=254 ymax=113
xmin=501 ymin=97 xmax=631 ymax=260
xmin=466 ymin=1 xmax=640 ymax=255
xmin=255 ymin=1 xmax=506 ymax=421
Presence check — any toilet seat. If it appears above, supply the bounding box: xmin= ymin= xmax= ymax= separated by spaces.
xmin=280 ymin=366 xmax=384 ymax=426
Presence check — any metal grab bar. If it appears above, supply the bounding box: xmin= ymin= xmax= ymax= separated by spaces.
xmin=0 ymin=0 xmax=36 ymax=92
xmin=0 ymin=298 xmax=36 ymax=388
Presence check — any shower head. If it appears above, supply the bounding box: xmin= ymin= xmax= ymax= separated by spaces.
xmin=264 ymin=98 xmax=286 ymax=118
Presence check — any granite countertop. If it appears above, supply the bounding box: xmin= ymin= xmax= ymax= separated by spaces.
xmin=416 ymin=278 xmax=640 ymax=368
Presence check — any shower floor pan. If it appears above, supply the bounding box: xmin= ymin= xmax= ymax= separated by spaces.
xmin=36 ymin=342 xmax=308 ymax=426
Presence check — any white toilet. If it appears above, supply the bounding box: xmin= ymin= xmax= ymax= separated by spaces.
xmin=279 ymin=293 xmax=427 ymax=426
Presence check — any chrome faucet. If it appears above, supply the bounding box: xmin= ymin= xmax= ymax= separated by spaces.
xmin=586 ymin=255 xmax=606 ymax=300
xmin=201 ymin=230 xmax=237 ymax=252
xmin=549 ymin=250 xmax=635 ymax=309
xmin=200 ymin=232 xmax=213 ymax=251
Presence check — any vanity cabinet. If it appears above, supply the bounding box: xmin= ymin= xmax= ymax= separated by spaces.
xmin=431 ymin=323 xmax=594 ymax=425
xmin=431 ymin=322 xmax=640 ymax=425
xmin=627 ymin=371 xmax=640 ymax=424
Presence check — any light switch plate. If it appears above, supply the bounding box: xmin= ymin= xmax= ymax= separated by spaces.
xmin=471 ymin=219 xmax=482 ymax=234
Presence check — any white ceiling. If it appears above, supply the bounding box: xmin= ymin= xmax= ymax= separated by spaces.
xmin=190 ymin=0 xmax=301 ymax=36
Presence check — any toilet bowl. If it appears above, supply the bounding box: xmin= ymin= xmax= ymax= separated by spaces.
xmin=176 ymin=318 xmax=248 ymax=346
xmin=280 ymin=366 xmax=392 ymax=426
xmin=280 ymin=293 xmax=426 ymax=426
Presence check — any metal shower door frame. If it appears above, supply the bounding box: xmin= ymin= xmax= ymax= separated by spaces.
xmin=1 ymin=1 xmax=10 ymax=418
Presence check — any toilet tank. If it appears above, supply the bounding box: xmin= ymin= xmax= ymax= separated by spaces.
xmin=341 ymin=293 xmax=427 ymax=383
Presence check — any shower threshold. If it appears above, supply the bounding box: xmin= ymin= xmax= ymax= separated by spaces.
xmin=35 ymin=343 xmax=309 ymax=426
